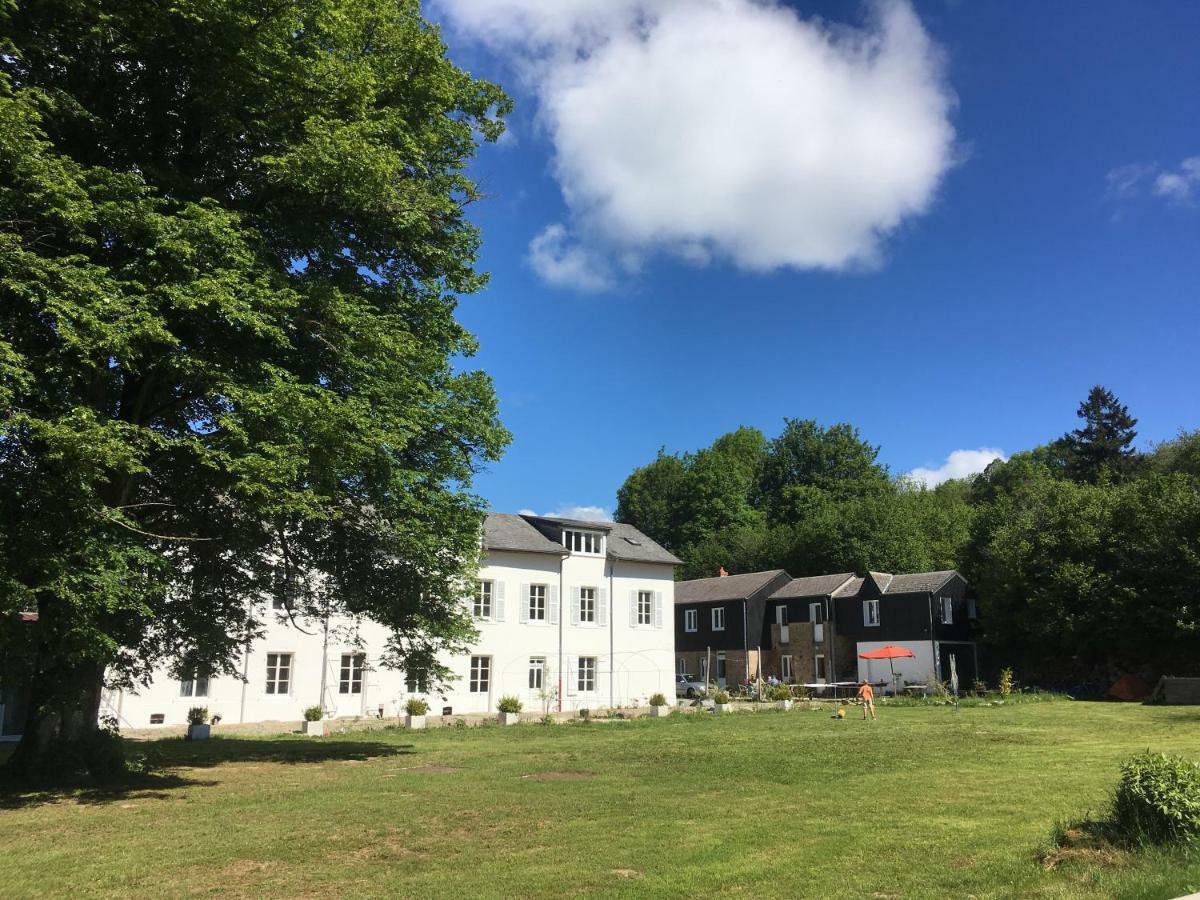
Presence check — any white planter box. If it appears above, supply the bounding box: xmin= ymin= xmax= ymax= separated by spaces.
xmin=186 ymin=724 xmax=210 ymax=741
xmin=649 ymin=705 xmax=670 ymax=717
xmin=776 ymin=700 xmax=793 ymax=711
xmin=714 ymin=703 xmax=732 ymax=714
xmin=405 ymin=714 xmax=426 ymax=730
xmin=303 ymin=720 xmax=325 ymax=737
xmin=499 ymin=711 xmax=521 ymax=726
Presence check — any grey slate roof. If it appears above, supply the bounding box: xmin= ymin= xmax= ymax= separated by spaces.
xmin=833 ymin=576 xmax=866 ymax=598
xmin=866 ymin=571 xmax=894 ymax=593
xmin=675 ymin=570 xmax=789 ymax=604
xmin=885 ymin=570 xmax=960 ymax=594
xmin=482 ymin=513 xmax=681 ymax=566
xmin=769 ymin=573 xmax=856 ymax=600
xmin=482 ymin=513 xmax=564 ymax=556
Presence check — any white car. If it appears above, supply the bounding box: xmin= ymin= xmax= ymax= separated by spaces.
xmin=675 ymin=673 xmax=707 ymax=698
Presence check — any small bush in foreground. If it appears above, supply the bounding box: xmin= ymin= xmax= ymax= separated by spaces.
xmin=303 ymin=706 xmax=323 ymax=722
xmin=1112 ymin=751 xmax=1200 ymax=845
xmin=712 ymin=689 xmax=731 ymax=704
xmin=497 ymin=695 xmax=523 ymax=714
xmin=539 ymin=714 xmax=555 ymax=726
xmin=999 ymin=668 xmax=1014 ymax=698
xmin=768 ymin=684 xmax=792 ymax=702
xmin=186 ymin=707 xmax=208 ymax=726
xmin=405 ymin=698 xmax=429 ymax=716
xmin=648 ymin=693 xmax=667 ymax=707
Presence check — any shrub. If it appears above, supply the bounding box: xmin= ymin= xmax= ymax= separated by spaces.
xmin=999 ymin=668 xmax=1014 ymax=698
xmin=769 ymin=684 xmax=792 ymax=702
xmin=405 ymin=698 xmax=429 ymax=716
xmin=186 ymin=706 xmax=209 ymax=726
xmin=1111 ymin=751 xmax=1200 ymax=845
xmin=578 ymin=708 xmax=590 ymax=720
xmin=539 ymin=714 xmax=555 ymax=726
xmin=712 ymin=689 xmax=731 ymax=704
xmin=497 ymin=695 xmax=523 ymax=714
xmin=303 ymin=705 xmax=323 ymax=722
xmin=648 ymin=692 xmax=667 ymax=707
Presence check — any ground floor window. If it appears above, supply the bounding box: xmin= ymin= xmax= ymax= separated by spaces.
xmin=470 ymin=656 xmax=491 ymax=693
xmin=716 ymin=652 xmax=727 ymax=681
xmin=405 ymin=671 xmax=429 ymax=693
xmin=577 ymin=657 xmax=596 ymax=692
xmin=266 ymin=653 xmax=292 ymax=695
xmin=814 ymin=654 xmax=826 ymax=681
xmin=529 ymin=657 xmax=545 ymax=691
xmin=339 ymin=653 xmax=365 ymax=694
xmin=781 ymin=656 xmax=793 ymax=682
xmin=179 ymin=672 xmax=209 ymax=697
xmin=677 ymin=658 xmax=688 ymax=675
xmin=699 ymin=657 xmax=708 ymax=682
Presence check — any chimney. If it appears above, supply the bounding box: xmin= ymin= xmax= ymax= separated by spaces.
xmin=718 ymin=567 xmax=728 ymax=577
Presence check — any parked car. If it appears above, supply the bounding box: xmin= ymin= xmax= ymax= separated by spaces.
xmin=675 ymin=673 xmax=706 ymax=698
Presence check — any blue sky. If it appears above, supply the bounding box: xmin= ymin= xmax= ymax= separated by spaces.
xmin=430 ymin=0 xmax=1200 ymax=520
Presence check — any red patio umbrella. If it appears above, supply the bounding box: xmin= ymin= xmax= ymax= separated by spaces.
xmin=858 ymin=645 xmax=916 ymax=692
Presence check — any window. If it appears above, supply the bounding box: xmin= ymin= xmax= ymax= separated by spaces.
xmin=563 ymin=529 xmax=604 ymax=555
xmin=580 ymin=587 xmax=596 ymax=623
xmin=940 ymin=596 xmax=954 ymax=625
xmin=474 ymin=580 xmax=493 ymax=619
xmin=677 ymin=658 xmax=688 ymax=675
xmin=469 ymin=656 xmax=491 ymax=693
xmin=529 ymin=657 xmax=545 ymax=691
xmin=967 ymin=597 xmax=978 ymax=620
xmin=684 ymin=609 xmax=698 ymax=632
xmin=406 ymin=671 xmax=429 ymax=693
xmin=339 ymin=653 xmax=365 ymax=694
xmin=864 ymin=599 xmax=880 ymax=626
xmin=712 ymin=606 xmax=726 ymax=631
xmin=716 ymin=653 xmax=726 ymax=681
xmin=150 ymin=713 xmax=165 ymax=725
xmin=577 ymin=657 xmax=596 ymax=692
xmin=814 ymin=654 xmax=826 ymax=681
xmin=179 ymin=672 xmax=209 ymax=697
xmin=265 ymin=653 xmax=292 ymax=695
xmin=528 ymin=584 xmax=547 ymax=621
xmin=781 ymin=656 xmax=793 ymax=681
xmin=637 ymin=591 xmax=653 ymax=626
xmin=699 ymin=656 xmax=708 ymax=681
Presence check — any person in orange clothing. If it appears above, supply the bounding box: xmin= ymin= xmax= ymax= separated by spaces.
xmin=856 ymin=680 xmax=876 ymax=720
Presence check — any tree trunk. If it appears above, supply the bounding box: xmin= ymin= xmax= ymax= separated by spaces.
xmin=3 ymin=659 xmax=106 ymax=779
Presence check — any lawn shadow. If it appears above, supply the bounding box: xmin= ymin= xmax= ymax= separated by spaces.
xmin=0 ymin=737 xmax=412 ymax=810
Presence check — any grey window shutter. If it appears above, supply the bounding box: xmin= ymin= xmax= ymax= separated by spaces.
xmin=570 ymin=587 xmax=581 ymax=625
xmin=566 ymin=656 xmax=577 ymax=695
xmin=495 ymin=582 xmax=506 ymax=622
xmin=519 ymin=584 xmax=530 ymax=624
xmin=549 ymin=585 xmax=560 ymax=625
xmin=629 ymin=591 xmax=638 ymax=628
xmin=598 ymin=588 xmax=608 ymax=626
xmin=654 ymin=592 xmax=664 ymax=629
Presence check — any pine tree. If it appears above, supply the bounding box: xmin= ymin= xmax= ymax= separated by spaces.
xmin=1064 ymin=386 xmax=1139 ymax=483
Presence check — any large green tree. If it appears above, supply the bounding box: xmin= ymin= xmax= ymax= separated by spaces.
xmin=0 ymin=0 xmax=510 ymax=774
xmin=1064 ymin=385 xmax=1140 ymax=483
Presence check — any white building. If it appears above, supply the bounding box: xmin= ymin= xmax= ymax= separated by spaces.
xmin=104 ymin=513 xmax=681 ymax=728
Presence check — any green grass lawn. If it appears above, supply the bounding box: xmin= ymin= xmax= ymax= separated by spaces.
xmin=1 ymin=702 xmax=1198 ymax=898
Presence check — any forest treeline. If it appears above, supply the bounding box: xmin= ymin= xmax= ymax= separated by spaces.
xmin=616 ymin=387 xmax=1200 ymax=680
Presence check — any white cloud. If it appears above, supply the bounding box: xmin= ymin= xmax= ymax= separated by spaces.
xmin=1106 ymin=156 xmax=1200 ymax=206
xmin=435 ymin=0 xmax=957 ymax=289
xmin=906 ymin=448 xmax=1006 ymax=488
xmin=518 ymin=504 xmax=613 ymax=522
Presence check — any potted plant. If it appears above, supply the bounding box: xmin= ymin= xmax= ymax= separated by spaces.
xmin=497 ymin=694 xmax=523 ymax=725
xmin=712 ymin=689 xmax=732 ymax=713
xmin=186 ymin=706 xmax=210 ymax=741
xmin=302 ymin=705 xmax=325 ymax=737
xmin=648 ymin=692 xmax=670 ymax=717
xmin=405 ymin=697 xmax=429 ymax=730
xmin=770 ymin=683 xmax=793 ymax=710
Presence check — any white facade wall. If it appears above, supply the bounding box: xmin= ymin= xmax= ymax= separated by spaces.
xmin=106 ymin=546 xmax=676 ymax=729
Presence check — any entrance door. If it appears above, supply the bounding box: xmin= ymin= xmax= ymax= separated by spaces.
xmin=716 ymin=653 xmax=727 ymax=687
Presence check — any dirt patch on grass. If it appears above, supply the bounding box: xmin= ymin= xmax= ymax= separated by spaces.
xmin=1040 ymin=827 xmax=1131 ymax=871
xmin=521 ymin=771 xmax=594 ymax=781
xmin=610 ymin=868 xmax=641 ymax=878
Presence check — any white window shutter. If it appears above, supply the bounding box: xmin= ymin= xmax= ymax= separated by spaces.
xmin=549 ymin=585 xmax=560 ymax=625
xmin=598 ymin=588 xmax=608 ymax=626
xmin=629 ymin=591 xmax=638 ymax=628
xmin=495 ymin=582 xmax=506 ymax=622
xmin=570 ymin=587 xmax=580 ymax=625
xmin=654 ymin=592 xmax=664 ymax=629
xmin=519 ymin=584 xmax=530 ymax=624
xmin=566 ymin=656 xmax=577 ymax=695
xmin=862 ymin=600 xmax=869 ymax=625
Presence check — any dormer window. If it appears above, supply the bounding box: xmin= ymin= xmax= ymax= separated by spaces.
xmin=563 ymin=529 xmax=604 ymax=555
